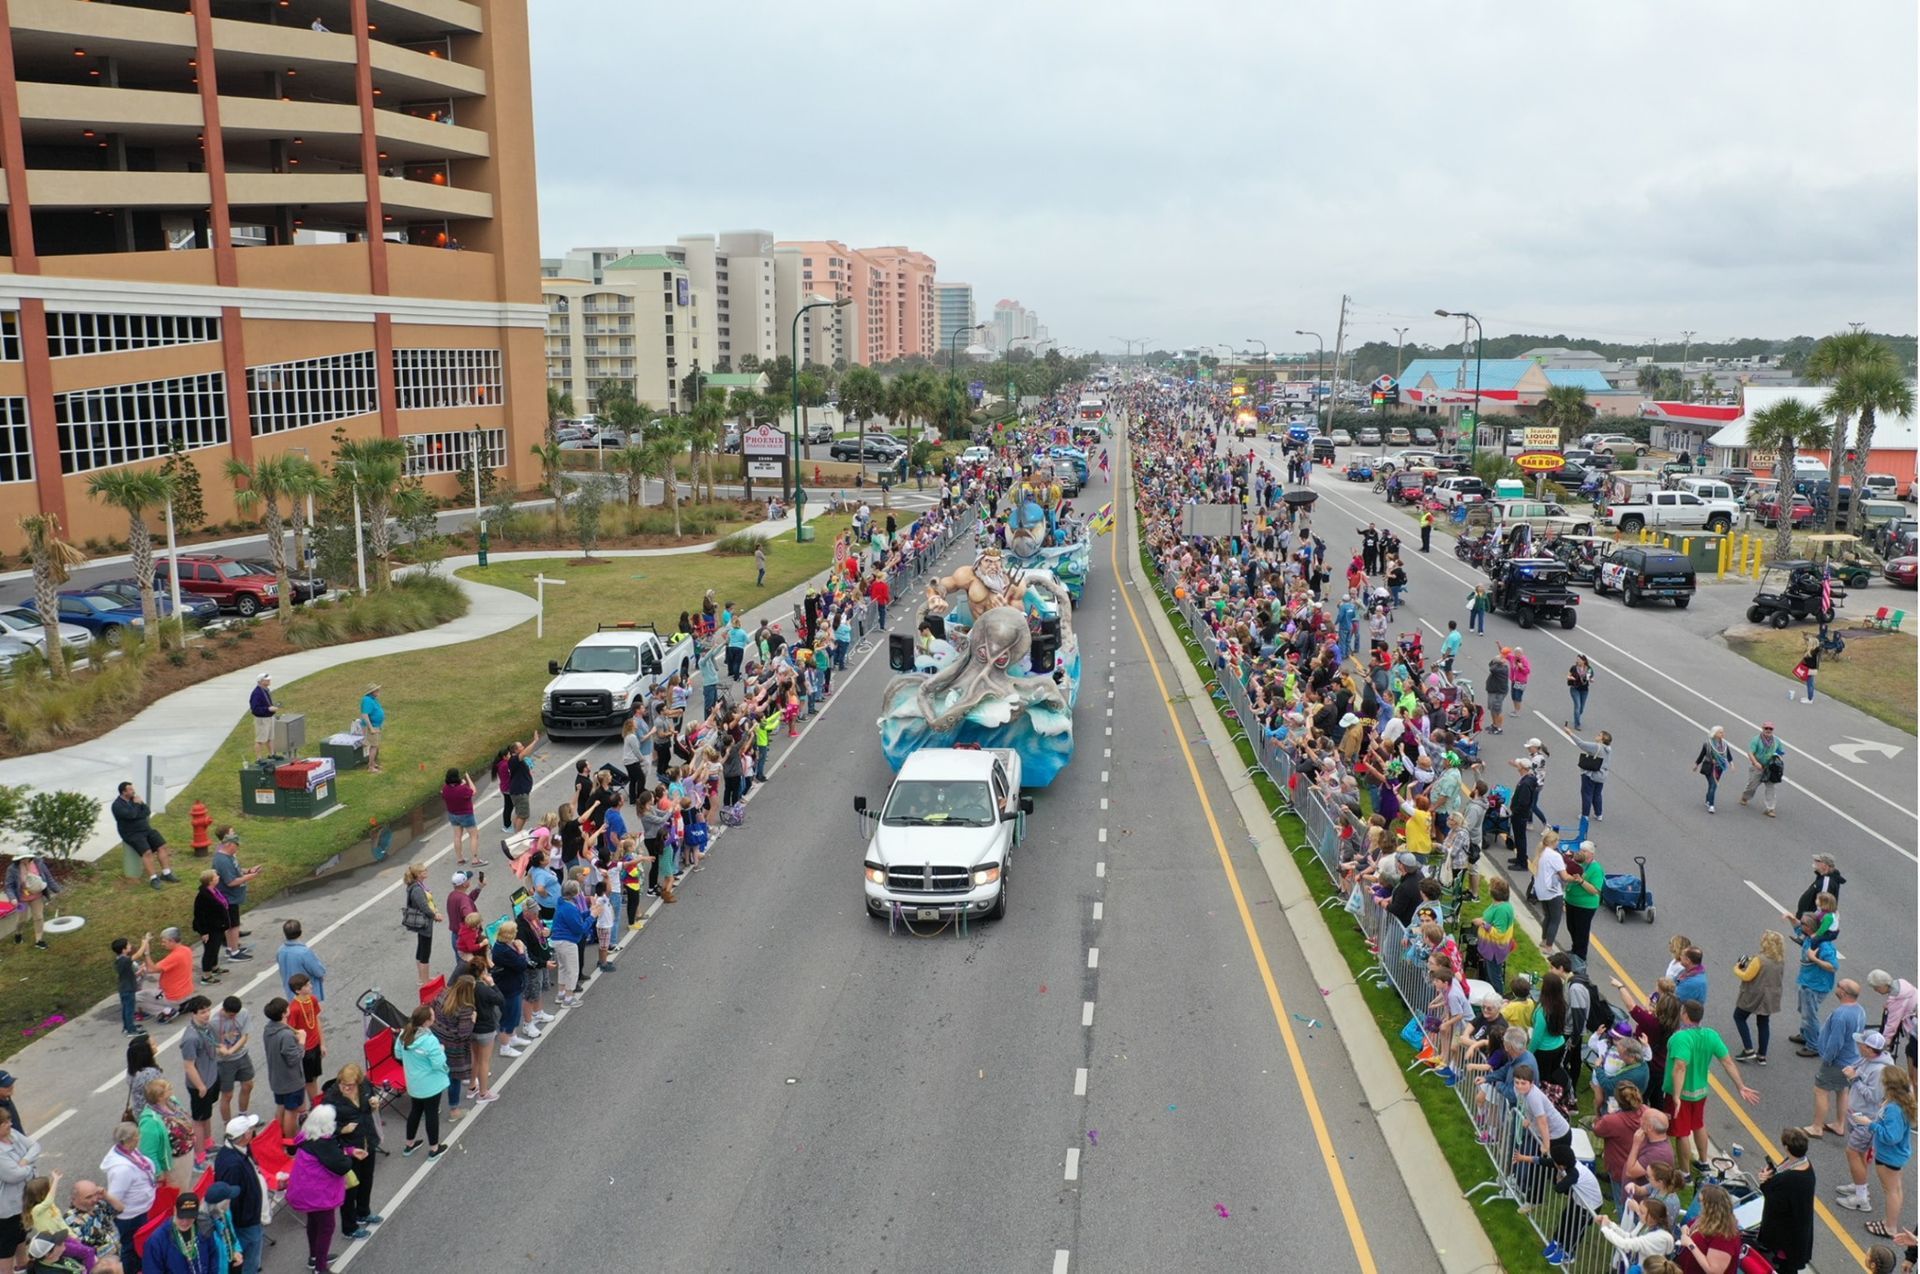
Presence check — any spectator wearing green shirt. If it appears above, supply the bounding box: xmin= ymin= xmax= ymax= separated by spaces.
xmin=1665 ymin=999 xmax=1761 ymax=1174
xmin=1561 ymin=841 xmax=1605 ymax=961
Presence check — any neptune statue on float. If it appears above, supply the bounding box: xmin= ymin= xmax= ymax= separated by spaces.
xmin=877 ymin=545 xmax=1080 ymax=786
xmin=1003 ymin=464 xmax=1090 ymax=603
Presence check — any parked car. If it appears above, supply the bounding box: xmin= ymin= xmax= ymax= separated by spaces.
xmin=1590 ymin=434 xmax=1649 ymax=458
xmin=1863 ymin=473 xmax=1902 ymax=500
xmin=1309 ymin=436 xmax=1337 ymax=464
xmin=0 ymin=636 xmax=33 ymax=671
xmin=151 ymin=555 xmax=278 ymax=616
xmin=1886 ymin=556 xmax=1918 ymax=588
xmin=0 ymin=606 xmax=92 ymax=654
xmin=1431 ymin=475 xmax=1490 ymax=507
xmin=1714 ymin=467 xmax=1757 ymax=494
xmin=1357 ymin=427 xmax=1382 ymax=446
xmin=237 ymin=559 xmax=327 ymax=604
xmin=1329 ymin=429 xmax=1353 ymax=446
xmin=829 ymin=436 xmax=904 ymax=463
xmin=1386 ymin=426 xmax=1412 ymax=446
xmin=1869 ymin=517 xmax=1919 ymax=558
xmin=91 ymin=578 xmax=219 ymax=625
xmin=1429 ymin=451 xmax=1469 ymax=473
xmin=53 ymin=591 xmax=148 ymax=644
xmin=1412 ymin=427 xmax=1438 ymax=446
xmin=1562 ymin=448 xmax=1597 ymax=469
xmin=1752 ymin=491 xmax=1815 ymax=529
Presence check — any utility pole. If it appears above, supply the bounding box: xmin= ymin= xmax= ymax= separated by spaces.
xmin=1325 ymin=294 xmax=1348 ymax=436
xmin=1393 ymin=327 xmax=1409 ymax=380
xmin=1679 ymin=330 xmax=1696 ymax=401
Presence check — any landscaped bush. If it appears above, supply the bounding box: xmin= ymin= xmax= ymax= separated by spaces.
xmin=284 ymin=575 xmax=467 ymax=649
xmin=712 ymin=530 xmax=760 ymax=556
xmin=0 ymin=647 xmax=149 ymax=751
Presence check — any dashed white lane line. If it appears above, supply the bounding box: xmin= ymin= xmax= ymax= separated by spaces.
xmin=1098 ymin=827 xmax=1108 ymax=843
xmin=1087 ymin=947 xmax=1100 ymax=969
xmin=1096 ymin=861 xmax=1105 ymax=878
xmin=1073 ymin=1067 xmax=1088 ymax=1096
xmin=1100 ymin=770 xmax=1109 ymax=783
xmin=1092 ymin=901 xmax=1103 ymax=921
xmin=1106 ymin=708 xmax=1113 ymax=717
xmin=1103 ymin=748 xmax=1111 ymax=758
xmin=1104 ymin=726 xmax=1112 ymax=736
xmin=1099 ymin=796 xmax=1108 ymax=810
xmin=1054 ymin=1251 xmax=1071 ymax=1274
xmin=1082 ymin=1000 xmax=1095 ymax=1026
xmin=1065 ymin=1147 xmax=1081 ymax=1181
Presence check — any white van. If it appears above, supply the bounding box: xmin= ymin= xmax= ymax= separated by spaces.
xmin=1677 ymin=478 xmax=1738 ymax=504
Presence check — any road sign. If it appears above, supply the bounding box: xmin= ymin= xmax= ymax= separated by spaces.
xmin=1515 ymin=451 xmax=1567 ymax=473
xmin=1523 ymin=427 xmax=1560 ymax=451
xmin=742 ymin=425 xmax=787 ymax=456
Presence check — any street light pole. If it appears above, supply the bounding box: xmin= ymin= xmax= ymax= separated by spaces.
xmin=1245 ymin=338 xmax=1268 ymax=360
xmin=1434 ymin=309 xmax=1483 ymax=458
xmin=791 ymin=297 xmax=851 ymax=538
xmin=1679 ymin=329 xmax=1696 ymax=401
xmin=1392 ymin=327 xmax=1409 ymax=380
xmin=1295 ymin=329 xmax=1325 ymax=431
xmin=949 ymin=321 xmax=986 ymax=441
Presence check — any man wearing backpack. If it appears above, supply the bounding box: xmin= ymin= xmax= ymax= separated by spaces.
xmin=1740 ymin=722 xmax=1786 ymax=817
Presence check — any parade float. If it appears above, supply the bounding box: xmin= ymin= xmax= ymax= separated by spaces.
xmin=878 ymin=544 xmax=1081 ymax=786
xmin=1000 ymin=462 xmax=1092 ymax=603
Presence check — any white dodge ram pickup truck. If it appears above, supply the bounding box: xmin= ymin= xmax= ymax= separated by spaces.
xmin=857 ymin=748 xmax=1031 ymax=922
xmin=541 ymin=622 xmax=693 ymax=736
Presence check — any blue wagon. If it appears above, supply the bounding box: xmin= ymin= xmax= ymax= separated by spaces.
xmin=1601 ymin=854 xmax=1655 ymax=923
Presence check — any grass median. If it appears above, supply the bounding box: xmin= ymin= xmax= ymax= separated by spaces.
xmin=1140 ymin=540 xmax=1558 ymax=1273
xmin=1725 ymin=621 xmax=1917 ymax=735
xmin=0 ymin=520 xmax=849 ymax=1061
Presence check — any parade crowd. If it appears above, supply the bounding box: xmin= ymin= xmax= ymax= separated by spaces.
xmin=1125 ymin=385 xmax=1915 ymax=1274
xmin=0 ymin=498 xmax=974 ymax=1274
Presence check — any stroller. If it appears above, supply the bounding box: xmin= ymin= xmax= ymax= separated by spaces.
xmin=356 ymin=988 xmax=414 ymax=1140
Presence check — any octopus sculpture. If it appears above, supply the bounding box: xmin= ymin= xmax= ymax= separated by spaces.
xmin=881 ymin=604 xmax=1069 ymax=733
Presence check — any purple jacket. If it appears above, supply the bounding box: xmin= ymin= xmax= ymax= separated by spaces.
xmin=285 ymin=1138 xmax=351 ymax=1213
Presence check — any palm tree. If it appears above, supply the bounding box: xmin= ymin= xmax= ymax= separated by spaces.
xmin=281 ymin=454 xmax=326 ymax=586
xmin=1824 ymin=362 xmax=1916 ymax=533
xmin=839 ymin=365 xmax=883 ymax=439
xmin=1635 ymin=365 xmax=1662 ymax=396
xmin=1747 ymin=400 xmax=1833 ymax=559
xmin=84 ymin=468 xmax=173 ymax=644
xmin=334 ymin=438 xmax=410 ymax=589
xmin=225 ymin=455 xmax=300 ymax=620
xmin=16 ymin=514 xmax=87 ymax=679
xmin=1537 ymin=384 xmax=1592 ymax=448
xmin=611 ymin=444 xmax=651 ymax=507
xmin=1805 ymin=330 xmax=1888 ymax=530
xmin=546 ymin=386 xmax=576 ymax=440
xmin=687 ymin=387 xmax=727 ymax=504
xmin=643 ymin=417 xmax=688 ymax=536
xmin=528 ymin=437 xmax=565 ymax=530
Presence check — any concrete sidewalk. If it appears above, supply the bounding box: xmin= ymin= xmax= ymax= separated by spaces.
xmin=0 ymin=505 xmax=831 ymax=862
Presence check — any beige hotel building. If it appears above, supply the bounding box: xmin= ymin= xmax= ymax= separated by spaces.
xmin=0 ymin=0 xmax=546 ymax=552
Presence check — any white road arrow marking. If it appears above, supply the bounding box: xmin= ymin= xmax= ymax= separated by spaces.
xmin=1830 ymin=737 xmax=1904 ymax=765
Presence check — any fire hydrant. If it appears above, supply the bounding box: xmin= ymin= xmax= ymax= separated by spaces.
xmin=190 ymin=800 xmax=212 ymax=856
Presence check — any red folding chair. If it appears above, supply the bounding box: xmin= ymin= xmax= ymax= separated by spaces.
xmin=417 ymin=975 xmax=446 ymax=1006
xmin=134 ymin=1167 xmax=212 ymax=1257
xmin=364 ymin=1027 xmax=410 ymax=1140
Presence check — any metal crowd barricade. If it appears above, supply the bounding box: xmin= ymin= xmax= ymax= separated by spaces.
xmin=1150 ymin=556 xmax=1614 ymax=1273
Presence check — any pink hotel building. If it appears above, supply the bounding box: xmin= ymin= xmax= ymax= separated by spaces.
xmin=775 ymin=240 xmax=936 ymax=365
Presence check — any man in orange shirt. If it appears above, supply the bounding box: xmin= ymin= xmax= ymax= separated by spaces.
xmin=286 ymin=973 xmax=325 ymax=1103
xmin=145 ymin=927 xmax=196 ymax=1020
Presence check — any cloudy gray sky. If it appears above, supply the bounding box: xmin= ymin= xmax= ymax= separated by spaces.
xmin=527 ymin=0 xmax=1918 ymax=355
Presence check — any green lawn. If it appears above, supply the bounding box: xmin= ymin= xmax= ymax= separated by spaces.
xmin=1726 ymin=621 xmax=1917 ymax=735
xmin=1143 ymin=541 xmax=1566 ymax=1274
xmin=0 ymin=521 xmax=849 ymax=1060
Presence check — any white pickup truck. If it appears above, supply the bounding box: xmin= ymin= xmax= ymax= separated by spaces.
xmin=1599 ymin=489 xmax=1737 ymax=535
xmin=541 ymin=622 xmax=694 ymax=736
xmin=856 ymin=747 xmax=1031 ymax=923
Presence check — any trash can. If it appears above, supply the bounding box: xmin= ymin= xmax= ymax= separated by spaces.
xmin=795 ymin=525 xmax=815 ymax=543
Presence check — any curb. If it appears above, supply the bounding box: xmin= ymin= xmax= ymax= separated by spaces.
xmin=1119 ymin=448 xmax=1502 ymax=1274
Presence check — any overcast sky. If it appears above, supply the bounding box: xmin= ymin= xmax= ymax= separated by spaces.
xmin=528 ymin=0 xmax=1918 ymax=356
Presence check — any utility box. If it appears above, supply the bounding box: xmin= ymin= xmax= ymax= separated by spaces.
xmin=239 ymin=765 xmax=339 ymax=819
xmin=1668 ymin=532 xmax=1727 ymax=573
xmin=271 ymin=712 xmax=306 ymax=758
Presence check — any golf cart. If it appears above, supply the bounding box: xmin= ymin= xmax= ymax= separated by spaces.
xmin=1545 ymin=535 xmax=1619 ymax=587
xmin=1747 ymin=559 xmax=1844 ymax=628
xmin=1802 ymin=533 xmax=1876 ymax=590
xmin=1489 ymin=556 xmax=1580 ymax=629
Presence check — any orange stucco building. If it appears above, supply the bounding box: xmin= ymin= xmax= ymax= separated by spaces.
xmin=0 ymin=0 xmax=546 ymax=553
xmin=772 ymin=239 xmax=937 ymax=366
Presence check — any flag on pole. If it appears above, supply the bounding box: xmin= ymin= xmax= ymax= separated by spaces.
xmin=1821 ymin=561 xmax=1833 ymax=615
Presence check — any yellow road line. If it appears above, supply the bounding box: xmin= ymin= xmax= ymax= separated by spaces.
xmin=1111 ymin=444 xmax=1380 ymax=1274
xmin=1589 ymin=936 xmax=1871 ymax=1268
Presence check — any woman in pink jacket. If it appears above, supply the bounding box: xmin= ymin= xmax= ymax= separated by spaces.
xmin=1506 ymin=646 xmax=1532 ymax=710
xmin=286 ymin=1103 xmax=362 ymax=1274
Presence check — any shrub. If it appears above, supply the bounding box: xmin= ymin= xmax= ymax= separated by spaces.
xmin=0 ymin=650 xmax=147 ymax=751
xmin=283 ymin=575 xmax=467 ymax=650
xmin=712 ymin=531 xmax=760 ymax=556
xmin=20 ymin=788 xmax=101 ymax=860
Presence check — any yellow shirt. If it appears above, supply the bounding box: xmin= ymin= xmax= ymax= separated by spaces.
xmin=1500 ymin=999 xmax=1534 ymax=1031
xmin=1403 ymin=808 xmax=1433 ymax=858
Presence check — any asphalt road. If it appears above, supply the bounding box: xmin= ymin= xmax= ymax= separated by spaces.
xmin=310 ymin=460 xmax=1438 ymax=1272
xmin=1233 ymin=432 xmax=1916 ymax=1272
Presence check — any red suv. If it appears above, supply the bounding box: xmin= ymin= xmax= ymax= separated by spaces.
xmin=153 ymin=555 xmax=278 ymax=617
